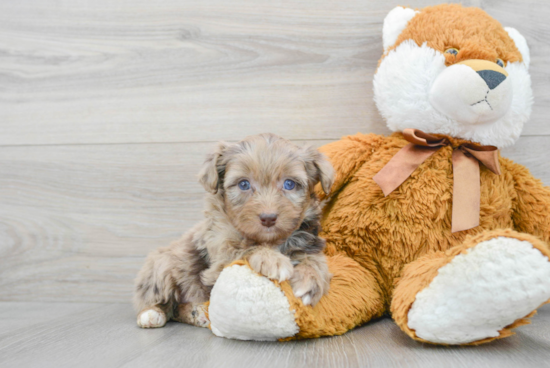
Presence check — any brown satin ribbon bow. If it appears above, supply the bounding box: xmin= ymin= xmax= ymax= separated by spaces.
xmin=373 ymin=129 xmax=501 ymax=233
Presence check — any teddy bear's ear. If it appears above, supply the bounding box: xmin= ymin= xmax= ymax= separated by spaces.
xmin=505 ymin=27 xmax=530 ymax=69
xmin=383 ymin=6 xmax=419 ymax=52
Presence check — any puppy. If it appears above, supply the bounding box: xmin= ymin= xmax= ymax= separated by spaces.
xmin=134 ymin=133 xmax=334 ymax=328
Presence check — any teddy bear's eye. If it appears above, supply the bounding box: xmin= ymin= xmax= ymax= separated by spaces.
xmin=445 ymin=48 xmax=459 ymax=56
xmin=496 ymin=58 xmax=505 ymax=68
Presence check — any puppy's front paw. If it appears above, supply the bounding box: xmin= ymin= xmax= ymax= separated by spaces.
xmin=176 ymin=302 xmax=210 ymax=328
xmin=290 ymin=264 xmax=331 ymax=306
xmin=249 ymin=248 xmax=293 ymax=282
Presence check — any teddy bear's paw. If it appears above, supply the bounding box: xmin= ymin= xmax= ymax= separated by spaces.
xmin=248 ymin=248 xmax=293 ymax=282
xmin=290 ymin=263 xmax=331 ymax=306
xmin=137 ymin=308 xmax=167 ymax=328
xmin=208 ymin=264 xmax=299 ymax=341
xmin=407 ymin=237 xmax=550 ymax=344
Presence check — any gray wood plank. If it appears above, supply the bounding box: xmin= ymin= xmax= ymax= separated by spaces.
xmin=0 ymin=303 xmax=179 ymax=368
xmin=0 ymin=302 xmax=549 ymax=368
xmin=9 ymin=0 xmax=541 ymax=147
xmin=0 ymin=137 xmax=548 ymax=303
xmin=0 ymin=302 xmax=102 ymax=336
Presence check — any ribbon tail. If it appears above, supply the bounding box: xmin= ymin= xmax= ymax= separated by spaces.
xmin=462 ymin=146 xmax=501 ymax=175
xmin=373 ymin=143 xmax=439 ymax=196
xmin=451 ymin=150 xmax=480 ymax=233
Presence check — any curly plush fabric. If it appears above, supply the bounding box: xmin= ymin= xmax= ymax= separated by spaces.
xmin=384 ymin=4 xmax=523 ymax=66
xmin=280 ymin=254 xmax=384 ymax=340
xmin=311 ymin=132 xmax=550 ymax=343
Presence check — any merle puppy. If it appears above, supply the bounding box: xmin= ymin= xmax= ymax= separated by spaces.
xmin=134 ymin=133 xmax=334 ymax=328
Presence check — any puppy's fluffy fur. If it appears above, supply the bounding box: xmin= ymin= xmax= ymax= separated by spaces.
xmin=134 ymin=133 xmax=334 ymax=328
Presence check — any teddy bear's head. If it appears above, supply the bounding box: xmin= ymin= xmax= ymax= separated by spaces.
xmin=373 ymin=4 xmax=532 ymax=148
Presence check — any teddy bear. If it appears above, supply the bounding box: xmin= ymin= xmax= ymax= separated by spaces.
xmin=203 ymin=4 xmax=550 ymax=345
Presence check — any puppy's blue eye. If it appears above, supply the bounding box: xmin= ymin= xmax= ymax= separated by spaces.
xmin=283 ymin=179 xmax=296 ymax=190
xmin=496 ymin=58 xmax=505 ymax=68
xmin=238 ymin=180 xmax=251 ymax=191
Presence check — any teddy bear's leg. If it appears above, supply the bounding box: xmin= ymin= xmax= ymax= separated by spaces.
xmin=391 ymin=229 xmax=550 ymax=345
xmin=208 ymin=254 xmax=385 ymax=340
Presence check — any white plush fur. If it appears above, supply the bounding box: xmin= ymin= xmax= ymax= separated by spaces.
xmin=383 ymin=7 xmax=419 ymax=52
xmin=407 ymin=237 xmax=550 ymax=344
xmin=429 ymin=63 xmax=513 ymax=125
xmin=506 ymin=27 xmax=530 ymax=69
xmin=209 ymin=265 xmax=299 ymax=341
xmin=374 ymin=40 xmax=533 ymax=148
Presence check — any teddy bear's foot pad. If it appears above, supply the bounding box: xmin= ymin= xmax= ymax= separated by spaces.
xmin=208 ymin=264 xmax=299 ymax=341
xmin=137 ymin=309 xmax=167 ymax=328
xmin=407 ymin=237 xmax=550 ymax=344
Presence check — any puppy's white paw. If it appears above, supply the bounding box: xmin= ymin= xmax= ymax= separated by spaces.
xmin=291 ymin=264 xmax=331 ymax=306
xmin=137 ymin=309 xmax=167 ymax=328
xmin=249 ymin=249 xmax=294 ymax=282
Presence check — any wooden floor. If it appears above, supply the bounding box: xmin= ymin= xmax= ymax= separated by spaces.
xmin=1 ymin=302 xmax=549 ymax=368
xmin=1 ymin=0 xmax=550 ymax=366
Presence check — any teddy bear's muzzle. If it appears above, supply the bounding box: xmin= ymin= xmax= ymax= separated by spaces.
xmin=429 ymin=59 xmax=513 ymax=126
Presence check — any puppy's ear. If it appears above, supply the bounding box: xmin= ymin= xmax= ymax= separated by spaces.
xmin=301 ymin=145 xmax=335 ymax=195
xmin=198 ymin=141 xmax=230 ymax=194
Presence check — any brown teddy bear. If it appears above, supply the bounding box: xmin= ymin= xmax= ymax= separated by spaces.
xmin=205 ymin=4 xmax=550 ymax=345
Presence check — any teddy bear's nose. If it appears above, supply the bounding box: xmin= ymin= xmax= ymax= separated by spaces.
xmin=477 ymin=70 xmax=507 ymax=90
xmin=456 ymin=59 xmax=508 ymax=91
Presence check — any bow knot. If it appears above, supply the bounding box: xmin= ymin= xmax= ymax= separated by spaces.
xmin=373 ymin=129 xmax=501 ymax=233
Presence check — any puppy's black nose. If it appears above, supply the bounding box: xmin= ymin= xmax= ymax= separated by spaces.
xmin=260 ymin=213 xmax=278 ymax=227
xmin=477 ymin=70 xmax=506 ymax=90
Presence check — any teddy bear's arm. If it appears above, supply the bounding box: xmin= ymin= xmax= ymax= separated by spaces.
xmin=315 ymin=133 xmax=385 ymax=200
xmin=508 ymin=159 xmax=550 ymax=244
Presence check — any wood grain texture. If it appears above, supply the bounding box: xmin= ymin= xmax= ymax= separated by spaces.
xmin=0 ymin=302 xmax=99 ymax=336
xmin=1 ymin=302 xmax=550 ymax=368
xmin=0 ymin=137 xmax=548 ymax=303
xmin=1 ymin=0 xmax=521 ymax=147
xmin=0 ymin=139 xmax=330 ymax=302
